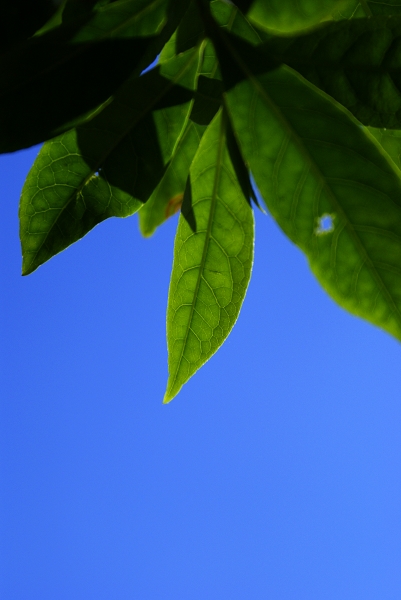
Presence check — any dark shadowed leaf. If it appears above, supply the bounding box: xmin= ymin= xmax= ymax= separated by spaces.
xmin=366 ymin=0 xmax=401 ymax=15
xmin=190 ymin=76 xmax=224 ymax=125
xmin=210 ymin=0 xmax=268 ymax=44
xmin=62 ymin=0 xmax=114 ymax=23
xmin=201 ymin=2 xmax=287 ymax=102
xmin=330 ymin=0 xmax=401 ymax=19
xmin=0 ymin=0 xmax=56 ymax=54
xmin=368 ymin=126 xmax=401 ymax=169
xmin=163 ymin=0 xmax=267 ymax=70
xmin=225 ymin=117 xmax=258 ymax=208
xmin=164 ymin=110 xmax=254 ymax=403
xmin=139 ymin=3 xmax=264 ymax=238
xmin=158 ymin=0 xmax=205 ymax=61
xmin=175 ymin=0 xmax=204 ymax=53
xmin=330 ymin=1 xmax=361 ymax=19
xmin=265 ymin=16 xmax=401 ymax=128
xmin=139 ymin=120 xmax=206 ymax=236
xmin=19 ymin=48 xmax=201 ymax=275
xmin=0 ymin=0 xmax=182 ymax=152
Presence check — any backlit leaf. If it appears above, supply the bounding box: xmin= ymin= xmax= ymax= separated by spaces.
xmin=210 ymin=0 xmax=267 ymax=44
xmin=164 ymin=110 xmax=254 ymax=403
xmin=331 ymin=2 xmax=365 ymax=19
xmin=149 ymin=0 xmax=205 ymax=63
xmin=246 ymin=0 xmax=344 ymax=33
xmin=20 ymin=48 xmax=201 ymax=275
xmin=225 ymin=63 xmax=401 ymax=341
xmin=138 ymin=120 xmax=205 ymax=236
xmin=139 ymin=3 xmax=262 ymax=238
xmin=368 ymin=126 xmax=401 ymax=169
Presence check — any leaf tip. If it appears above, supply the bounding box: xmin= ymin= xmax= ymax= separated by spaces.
xmin=140 ymin=229 xmax=153 ymax=239
xmin=163 ymin=378 xmax=182 ymax=403
xmin=162 ymin=388 xmax=175 ymax=404
xmin=138 ymin=218 xmax=155 ymax=239
xmin=21 ymin=259 xmax=35 ymax=276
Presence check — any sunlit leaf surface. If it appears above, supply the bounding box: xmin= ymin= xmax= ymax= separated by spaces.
xmin=20 ymin=48 xmax=200 ymax=275
xmin=246 ymin=0 xmax=342 ymax=32
xmin=226 ymin=64 xmax=401 ymax=340
xmin=164 ymin=110 xmax=254 ymax=403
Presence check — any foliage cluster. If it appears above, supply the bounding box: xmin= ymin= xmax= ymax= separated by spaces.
xmin=5 ymin=0 xmax=401 ymax=401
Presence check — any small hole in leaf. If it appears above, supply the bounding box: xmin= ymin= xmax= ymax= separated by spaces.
xmin=316 ymin=214 xmax=334 ymax=235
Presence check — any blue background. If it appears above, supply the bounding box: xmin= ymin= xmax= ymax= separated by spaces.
xmin=1 ymin=146 xmax=401 ymax=599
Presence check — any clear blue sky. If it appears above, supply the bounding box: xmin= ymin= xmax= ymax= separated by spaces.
xmin=1 ymin=145 xmax=401 ymax=599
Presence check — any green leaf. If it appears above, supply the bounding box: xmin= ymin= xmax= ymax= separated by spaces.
xmin=266 ymin=16 xmax=401 ymax=128
xmin=331 ymin=0 xmax=401 ymax=20
xmin=210 ymin=0 xmax=267 ymax=44
xmin=199 ymin=39 xmax=222 ymax=80
xmin=175 ymin=0 xmax=204 ymax=54
xmin=164 ymin=110 xmax=254 ymax=403
xmin=368 ymin=126 xmax=401 ymax=169
xmin=366 ymin=0 xmax=401 ymax=16
xmin=140 ymin=3 xmax=263 ymax=238
xmin=139 ymin=1 xmax=263 ymax=239
xmin=225 ymin=116 xmax=258 ymax=209
xmin=159 ymin=0 xmax=205 ymax=62
xmin=200 ymin=17 xmax=279 ymax=91
xmin=190 ymin=75 xmax=224 ymax=125
xmin=139 ymin=120 xmax=205 ymax=236
xmin=190 ymin=1 xmax=270 ymax=123
xmin=0 ymin=0 xmax=177 ymax=152
xmin=34 ymin=1 xmax=68 ymax=35
xmin=62 ymin=0 xmax=113 ymax=23
xmin=20 ymin=48 xmax=201 ymax=275
xmin=159 ymin=0 xmax=263 ymax=66
xmin=225 ymin=63 xmax=401 ymax=341
xmin=331 ymin=1 xmax=366 ymax=19
xmin=245 ymin=0 xmax=344 ymax=33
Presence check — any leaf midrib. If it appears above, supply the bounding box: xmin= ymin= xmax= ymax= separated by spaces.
xmin=25 ymin=48 xmax=201 ymax=272
xmin=167 ymin=108 xmax=226 ymax=398
xmin=254 ymin=72 xmax=401 ymax=324
xmin=219 ymin=33 xmax=401 ymax=326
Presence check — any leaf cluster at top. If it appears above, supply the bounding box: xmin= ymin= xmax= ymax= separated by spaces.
xmin=5 ymin=0 xmax=401 ymax=401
